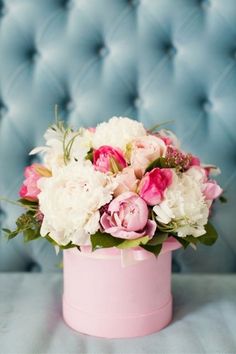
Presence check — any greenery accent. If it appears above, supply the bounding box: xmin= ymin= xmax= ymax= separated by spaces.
xmin=117 ymin=235 xmax=150 ymax=249
xmin=219 ymin=195 xmax=227 ymax=203
xmin=172 ymin=222 xmax=218 ymax=249
xmin=3 ymin=210 xmax=41 ymax=243
xmin=145 ymin=157 xmax=167 ymax=172
xmin=140 ymin=232 xmax=168 ymax=256
xmin=141 ymin=243 xmax=163 ymax=256
xmin=148 ymin=120 xmax=174 ymax=133
xmin=45 ymin=235 xmax=80 ymax=250
xmin=197 ymin=222 xmax=218 ymax=245
xmin=90 ymin=231 xmax=124 ymax=251
xmin=86 ymin=149 xmax=94 ymax=162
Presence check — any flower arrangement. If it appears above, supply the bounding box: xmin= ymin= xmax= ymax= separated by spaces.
xmin=3 ymin=116 xmax=223 ymax=257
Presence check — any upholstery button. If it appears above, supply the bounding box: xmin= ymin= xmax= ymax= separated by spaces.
xmin=166 ymin=44 xmax=177 ymax=57
xmin=61 ymin=0 xmax=73 ymax=10
xmin=134 ymin=97 xmax=142 ymax=108
xmin=27 ymin=48 xmax=40 ymax=62
xmin=202 ymin=99 xmax=212 ymax=112
xmin=201 ymin=0 xmax=211 ymax=9
xmin=0 ymin=102 xmax=7 ymax=116
xmin=129 ymin=0 xmax=140 ymax=6
xmin=66 ymin=100 xmax=75 ymax=111
xmin=0 ymin=3 xmax=7 ymax=17
xmin=98 ymin=46 xmax=109 ymax=58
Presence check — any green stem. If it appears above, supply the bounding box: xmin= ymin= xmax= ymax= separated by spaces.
xmin=0 ymin=197 xmax=38 ymax=211
xmin=148 ymin=120 xmax=175 ymax=133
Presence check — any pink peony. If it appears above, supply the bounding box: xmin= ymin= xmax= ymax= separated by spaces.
xmin=100 ymin=192 xmax=156 ymax=239
xmin=19 ymin=164 xmax=42 ymax=201
xmin=93 ymin=145 xmax=127 ymax=173
xmin=129 ymin=135 xmax=166 ymax=177
xmin=203 ymin=180 xmax=223 ymax=201
xmin=138 ymin=168 xmax=173 ymax=206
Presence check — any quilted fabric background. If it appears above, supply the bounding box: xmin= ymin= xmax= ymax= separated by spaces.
xmin=0 ymin=0 xmax=235 ymax=271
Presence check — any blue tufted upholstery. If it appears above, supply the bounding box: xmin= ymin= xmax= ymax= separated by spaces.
xmin=0 ymin=0 xmax=236 ymax=272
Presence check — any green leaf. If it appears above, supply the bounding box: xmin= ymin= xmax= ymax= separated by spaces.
xmin=172 ymin=235 xmax=190 ymax=249
xmin=148 ymin=232 xmax=168 ymax=246
xmin=23 ymin=228 xmax=40 ymax=243
xmin=18 ymin=199 xmax=38 ymax=207
xmin=184 ymin=235 xmax=199 ymax=245
xmin=90 ymin=231 xmax=123 ymax=251
xmin=141 ymin=243 xmax=163 ymax=257
xmin=5 ymin=230 xmax=20 ymax=240
xmin=148 ymin=120 xmax=175 ymax=133
xmin=86 ymin=149 xmax=94 ymax=162
xmin=117 ymin=235 xmax=150 ymax=249
xmin=219 ymin=195 xmax=227 ymax=203
xmin=60 ymin=242 xmax=78 ymax=250
xmin=139 ymin=232 xmax=168 ymax=257
xmin=198 ymin=222 xmax=218 ymax=246
xmin=2 ymin=228 xmax=11 ymax=234
xmin=145 ymin=158 xmax=164 ymax=173
xmin=45 ymin=235 xmax=77 ymax=250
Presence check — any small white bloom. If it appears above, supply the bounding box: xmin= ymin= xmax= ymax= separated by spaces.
xmin=38 ymin=162 xmax=116 ymax=246
xmin=92 ymin=116 xmax=147 ymax=150
xmin=30 ymin=125 xmax=93 ymax=173
xmin=153 ymin=171 xmax=209 ymax=237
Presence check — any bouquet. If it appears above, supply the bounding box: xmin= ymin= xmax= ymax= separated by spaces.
xmin=3 ymin=116 xmax=223 ymax=257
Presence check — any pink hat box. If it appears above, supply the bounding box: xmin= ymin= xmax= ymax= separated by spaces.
xmin=62 ymin=236 xmax=181 ymax=338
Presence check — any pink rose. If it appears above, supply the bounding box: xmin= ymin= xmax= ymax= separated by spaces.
xmin=19 ymin=164 xmax=42 ymax=201
xmin=203 ymin=180 xmax=223 ymax=201
xmin=93 ymin=145 xmax=127 ymax=173
xmin=100 ymin=192 xmax=156 ymax=239
xmin=190 ymin=155 xmax=201 ymax=167
xmin=129 ymin=135 xmax=167 ymax=177
xmin=114 ymin=167 xmax=139 ymax=197
xmin=138 ymin=168 xmax=173 ymax=206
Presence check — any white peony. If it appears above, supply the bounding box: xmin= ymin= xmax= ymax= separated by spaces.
xmin=92 ymin=116 xmax=147 ymax=150
xmin=153 ymin=170 xmax=209 ymax=237
xmin=37 ymin=161 xmax=116 ymax=246
xmin=30 ymin=125 xmax=93 ymax=173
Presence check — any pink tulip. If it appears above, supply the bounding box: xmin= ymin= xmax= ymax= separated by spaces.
xmin=100 ymin=192 xmax=156 ymax=239
xmin=93 ymin=145 xmax=127 ymax=173
xmin=19 ymin=164 xmax=42 ymax=201
xmin=139 ymin=168 xmax=173 ymax=206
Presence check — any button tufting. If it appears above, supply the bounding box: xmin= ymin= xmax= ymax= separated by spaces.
xmin=202 ymin=99 xmax=212 ymax=113
xmin=98 ymin=45 xmax=109 ymax=58
xmin=0 ymin=102 xmax=7 ymax=116
xmin=27 ymin=48 xmax=40 ymax=62
xmin=61 ymin=0 xmax=73 ymax=10
xmin=0 ymin=2 xmax=7 ymax=17
xmin=66 ymin=100 xmax=75 ymax=111
xmin=201 ymin=0 xmax=211 ymax=10
xmin=166 ymin=44 xmax=177 ymax=58
xmin=134 ymin=97 xmax=142 ymax=108
xmin=129 ymin=0 xmax=140 ymax=7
